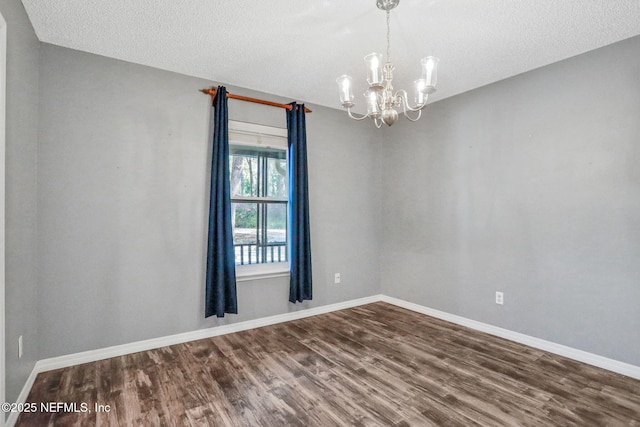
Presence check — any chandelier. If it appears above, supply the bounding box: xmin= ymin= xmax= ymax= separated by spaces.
xmin=336 ymin=0 xmax=439 ymax=127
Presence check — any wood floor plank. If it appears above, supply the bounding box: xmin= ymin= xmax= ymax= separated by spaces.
xmin=16 ymin=302 xmax=640 ymax=426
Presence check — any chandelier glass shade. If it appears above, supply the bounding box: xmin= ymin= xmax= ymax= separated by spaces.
xmin=336 ymin=0 xmax=439 ymax=127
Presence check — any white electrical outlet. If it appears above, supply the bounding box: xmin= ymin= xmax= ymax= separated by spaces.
xmin=495 ymin=292 xmax=504 ymax=305
xmin=19 ymin=335 xmax=23 ymax=359
xmin=334 ymin=273 xmax=341 ymax=284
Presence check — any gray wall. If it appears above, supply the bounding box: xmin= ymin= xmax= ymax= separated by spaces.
xmin=0 ymin=0 xmax=39 ymax=404
xmin=381 ymin=35 xmax=640 ymax=365
xmin=37 ymin=44 xmax=381 ymax=359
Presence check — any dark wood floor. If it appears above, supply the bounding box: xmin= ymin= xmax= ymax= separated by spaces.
xmin=17 ymin=302 xmax=640 ymax=426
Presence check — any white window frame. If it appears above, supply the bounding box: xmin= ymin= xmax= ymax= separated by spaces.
xmin=229 ymin=120 xmax=290 ymax=281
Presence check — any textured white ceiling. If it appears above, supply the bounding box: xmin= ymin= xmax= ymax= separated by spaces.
xmin=21 ymin=0 xmax=640 ymax=111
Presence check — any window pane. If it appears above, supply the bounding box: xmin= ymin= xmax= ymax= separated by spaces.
xmin=232 ymin=202 xmax=258 ymax=265
xmin=266 ymin=203 xmax=287 ymax=264
xmin=230 ymin=154 xmax=258 ymax=197
xmin=266 ymin=157 xmax=288 ymax=198
xmin=266 ymin=203 xmax=286 ymax=244
xmin=231 ymin=201 xmax=287 ymax=265
xmin=232 ymin=203 xmax=257 ymax=243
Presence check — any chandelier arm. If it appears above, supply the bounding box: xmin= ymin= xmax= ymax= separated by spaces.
xmin=396 ymin=90 xmax=428 ymax=113
xmin=374 ymin=117 xmax=383 ymax=128
xmin=403 ymin=108 xmax=423 ymax=122
xmin=346 ymin=107 xmax=370 ymax=121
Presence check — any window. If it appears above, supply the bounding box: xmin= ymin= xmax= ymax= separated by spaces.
xmin=228 ymin=121 xmax=289 ymax=280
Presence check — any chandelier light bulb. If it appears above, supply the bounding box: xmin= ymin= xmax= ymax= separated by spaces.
xmin=336 ymin=75 xmax=354 ymax=107
xmin=415 ymin=79 xmax=427 ymax=104
xmin=421 ymin=56 xmax=439 ymax=93
xmin=364 ymin=53 xmax=383 ymax=87
xmin=365 ymin=88 xmax=382 ymax=118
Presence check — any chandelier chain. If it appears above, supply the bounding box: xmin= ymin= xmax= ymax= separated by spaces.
xmin=386 ymin=9 xmax=391 ymax=62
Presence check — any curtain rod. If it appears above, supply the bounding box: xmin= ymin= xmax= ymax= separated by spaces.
xmin=201 ymin=87 xmax=312 ymax=113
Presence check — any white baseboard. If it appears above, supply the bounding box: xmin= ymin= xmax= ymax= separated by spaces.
xmin=35 ymin=295 xmax=384 ymax=374
xmin=6 ymin=293 xmax=639 ymax=426
xmin=4 ymin=366 xmax=38 ymax=427
xmin=380 ymin=295 xmax=640 ymax=380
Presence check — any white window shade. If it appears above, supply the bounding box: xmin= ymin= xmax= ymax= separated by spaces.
xmin=229 ymin=121 xmax=287 ymax=149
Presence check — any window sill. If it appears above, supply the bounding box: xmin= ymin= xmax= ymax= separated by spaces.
xmin=236 ymin=262 xmax=290 ymax=282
